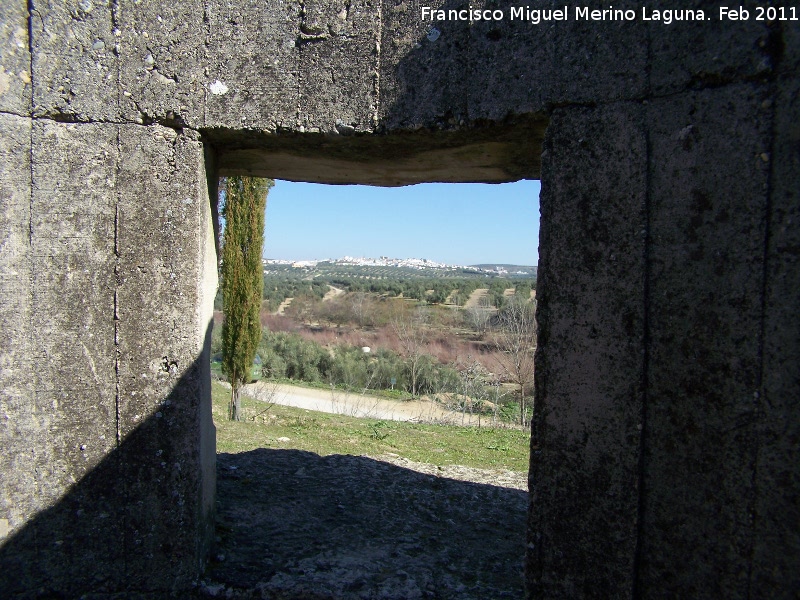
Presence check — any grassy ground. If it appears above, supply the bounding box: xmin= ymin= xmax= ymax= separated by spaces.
xmin=212 ymin=381 xmax=530 ymax=472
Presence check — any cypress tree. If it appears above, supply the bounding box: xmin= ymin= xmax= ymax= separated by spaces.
xmin=220 ymin=176 xmax=273 ymax=420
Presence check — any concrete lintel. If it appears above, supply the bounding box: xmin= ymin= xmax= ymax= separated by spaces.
xmin=209 ymin=119 xmax=546 ymax=185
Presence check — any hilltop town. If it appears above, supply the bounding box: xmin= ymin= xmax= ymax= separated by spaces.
xmin=263 ymin=256 xmax=536 ymax=277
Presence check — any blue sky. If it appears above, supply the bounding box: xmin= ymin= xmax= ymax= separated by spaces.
xmin=263 ymin=179 xmax=541 ymax=266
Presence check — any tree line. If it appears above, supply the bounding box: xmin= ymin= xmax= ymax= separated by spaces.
xmin=260 ymin=274 xmax=535 ymax=309
xmin=257 ymin=330 xmax=461 ymax=397
xmin=214 ymin=296 xmax=538 ymax=426
xmin=263 ymin=278 xmax=328 ymax=312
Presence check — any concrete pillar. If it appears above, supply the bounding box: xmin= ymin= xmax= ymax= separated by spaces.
xmin=752 ymin=73 xmax=800 ymax=597
xmin=640 ymin=84 xmax=772 ymax=598
xmin=528 ymin=103 xmax=647 ymax=598
xmin=0 ymin=113 xmax=35 ymax=586
xmin=115 ymin=124 xmax=217 ymax=589
xmin=0 ymin=121 xmax=216 ymax=595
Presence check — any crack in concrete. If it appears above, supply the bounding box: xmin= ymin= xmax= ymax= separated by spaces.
xmin=295 ymin=0 xmax=306 ymax=129
xmin=746 ymin=38 xmax=782 ymax=600
xmin=631 ymin=25 xmax=655 ymax=598
xmin=110 ymin=0 xmax=122 ymax=123
xmin=1 ymin=109 xmax=200 ymax=134
xmin=0 ymin=109 xmax=32 ymax=119
xmin=26 ymin=0 xmax=35 ymax=115
xmin=372 ymin=0 xmax=382 ymax=129
xmin=632 ymin=124 xmax=653 ymax=599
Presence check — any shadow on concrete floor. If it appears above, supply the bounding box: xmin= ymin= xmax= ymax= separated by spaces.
xmin=203 ymin=449 xmax=527 ymax=599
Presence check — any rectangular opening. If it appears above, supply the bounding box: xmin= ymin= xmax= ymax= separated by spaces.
xmin=207 ymin=173 xmax=542 ymax=598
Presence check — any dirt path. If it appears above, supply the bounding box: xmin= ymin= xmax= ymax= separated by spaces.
xmin=322 ymin=285 xmax=345 ymax=301
xmin=198 ymin=450 xmax=528 ymax=599
xmin=242 ymin=381 xmax=485 ymax=426
xmin=276 ymin=297 xmax=294 ymax=315
xmin=463 ymin=288 xmax=489 ymax=309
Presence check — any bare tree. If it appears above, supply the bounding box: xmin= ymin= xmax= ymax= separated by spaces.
xmin=492 ymin=297 xmax=537 ymax=427
xmin=455 ymin=356 xmax=487 ymax=427
xmin=392 ymin=308 xmax=430 ymax=397
xmin=351 ymin=291 xmax=369 ymax=327
xmin=488 ymin=376 xmax=510 ymax=426
xmin=465 ymin=295 xmax=494 ymax=335
xmin=249 ymin=380 xmax=284 ymax=422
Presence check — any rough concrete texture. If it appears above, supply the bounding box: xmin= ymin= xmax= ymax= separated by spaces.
xmin=299 ymin=0 xmax=380 ymax=133
xmin=783 ymin=20 xmax=800 ymax=75
xmin=751 ymin=74 xmax=800 ymax=599
xmin=639 ymin=84 xmax=772 ymax=598
xmin=30 ymin=0 xmax=120 ymax=121
xmin=0 ymin=113 xmax=33 ymax=544
xmin=530 ymin=103 xmax=647 ymax=598
xmin=206 ymin=0 xmax=300 ymax=130
xmin=648 ymin=0 xmax=774 ymax=95
xmin=0 ymin=118 xmax=216 ymax=595
xmin=546 ymin=0 xmax=649 ymax=104
xmin=465 ymin=0 xmax=553 ymax=121
xmin=31 ymin=121 xmax=120 ymax=585
xmin=0 ymin=1 xmax=31 ymax=114
xmin=380 ymin=0 xmax=470 ymax=129
xmin=115 ymin=124 xmax=217 ymax=589
xmin=210 ymin=120 xmax=545 ymax=184
xmin=118 ymin=1 xmax=207 ymax=128
xmin=1 ymin=0 xmax=799 ymax=597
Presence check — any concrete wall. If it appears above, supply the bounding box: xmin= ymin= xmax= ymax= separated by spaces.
xmin=0 ymin=116 xmax=218 ymax=595
xmin=0 ymin=2 xmax=218 ymax=591
xmin=0 ymin=0 xmax=797 ymax=597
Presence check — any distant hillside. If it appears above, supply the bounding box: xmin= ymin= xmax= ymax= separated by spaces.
xmin=469 ymin=264 xmax=538 ymax=276
xmin=263 ymin=263 xmax=536 ymax=280
xmin=262 ymin=258 xmax=537 ymax=280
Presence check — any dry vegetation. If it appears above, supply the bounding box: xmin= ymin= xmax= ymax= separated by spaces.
xmin=213 ymin=273 xmax=537 ymax=425
xmin=260 ymin=298 xmax=506 ymax=376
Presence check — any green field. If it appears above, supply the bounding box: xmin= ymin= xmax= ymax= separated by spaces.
xmin=212 ymin=381 xmax=530 ymax=472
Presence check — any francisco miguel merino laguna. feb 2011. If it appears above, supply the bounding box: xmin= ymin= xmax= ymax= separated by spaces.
xmin=420 ymin=6 xmax=718 ymax=24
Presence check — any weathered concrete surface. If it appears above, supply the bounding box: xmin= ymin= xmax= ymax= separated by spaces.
xmin=30 ymin=120 xmax=121 ymax=590
xmin=0 ymin=118 xmax=217 ymax=596
xmin=1 ymin=0 xmax=799 ymax=597
xmin=210 ymin=121 xmax=545 ymax=184
xmin=548 ymin=0 xmax=648 ymax=104
xmin=118 ymin=1 xmax=207 ymax=128
xmin=0 ymin=1 xmax=31 ymax=114
xmin=116 ymin=124 xmax=217 ymax=589
xmin=30 ymin=0 xmax=120 ymax=121
xmin=639 ymin=84 xmax=772 ymax=598
xmin=206 ymin=0 xmax=300 ymax=130
xmin=0 ymin=113 xmax=34 ymax=556
xmin=530 ymin=103 xmax=647 ymax=598
xmin=465 ymin=0 xmax=552 ymax=121
xmin=751 ymin=74 xmax=800 ymax=599
xmin=299 ymin=0 xmax=381 ymax=133
xmin=380 ymin=0 xmax=469 ymax=130
xmin=648 ymin=3 xmax=770 ymax=95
